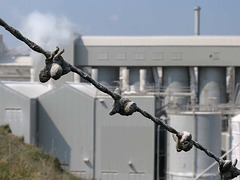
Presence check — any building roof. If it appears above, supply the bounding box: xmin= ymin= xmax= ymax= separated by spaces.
xmin=67 ymin=82 xmax=98 ymax=97
xmin=0 ymin=55 xmax=32 ymax=66
xmin=76 ymin=36 xmax=240 ymax=47
xmin=2 ymin=81 xmax=49 ymax=98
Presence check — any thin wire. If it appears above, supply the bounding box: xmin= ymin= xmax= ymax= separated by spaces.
xmin=195 ymin=143 xmax=240 ymax=180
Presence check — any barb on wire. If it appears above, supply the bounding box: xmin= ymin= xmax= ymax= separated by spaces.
xmin=1 ymin=17 xmax=240 ymax=179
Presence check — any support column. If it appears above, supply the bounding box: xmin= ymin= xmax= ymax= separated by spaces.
xmin=140 ymin=68 xmax=147 ymax=92
xmin=91 ymin=67 xmax=98 ymax=82
xmin=122 ymin=67 xmax=129 ymax=92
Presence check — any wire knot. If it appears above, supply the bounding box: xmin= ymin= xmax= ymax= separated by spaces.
xmin=109 ymin=97 xmax=137 ymax=116
xmin=218 ymin=159 xmax=240 ymax=180
xmin=172 ymin=131 xmax=193 ymax=152
xmin=39 ymin=46 xmax=71 ymax=82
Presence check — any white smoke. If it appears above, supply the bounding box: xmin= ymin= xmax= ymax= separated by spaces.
xmin=20 ymin=11 xmax=75 ymax=83
xmin=21 ymin=11 xmax=75 ymax=50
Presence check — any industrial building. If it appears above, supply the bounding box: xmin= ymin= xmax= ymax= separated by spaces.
xmin=0 ymin=81 xmax=49 ymax=144
xmin=37 ymin=83 xmax=155 ymax=179
xmin=1 ymin=6 xmax=240 ymax=180
xmin=72 ymin=34 xmax=240 ymax=180
xmin=0 ymin=34 xmax=33 ymax=81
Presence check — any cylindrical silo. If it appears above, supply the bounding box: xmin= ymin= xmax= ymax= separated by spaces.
xmin=91 ymin=67 xmax=119 ymax=87
xmin=162 ymin=67 xmax=190 ymax=106
xmin=198 ymin=67 xmax=226 ymax=107
xmin=128 ymin=67 xmax=154 ymax=92
xmin=166 ymin=112 xmax=222 ymax=180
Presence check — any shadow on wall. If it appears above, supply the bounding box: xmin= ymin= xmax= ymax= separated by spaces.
xmin=37 ymin=103 xmax=71 ymax=167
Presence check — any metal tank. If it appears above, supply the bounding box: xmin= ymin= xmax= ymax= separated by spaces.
xmin=127 ymin=67 xmax=154 ymax=92
xmin=166 ymin=112 xmax=222 ymax=180
xmin=198 ymin=67 xmax=226 ymax=107
xmin=162 ymin=67 xmax=190 ymax=106
xmin=91 ymin=67 xmax=119 ymax=87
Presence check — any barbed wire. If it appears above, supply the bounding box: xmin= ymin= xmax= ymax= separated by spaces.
xmin=1 ymin=17 xmax=240 ymax=179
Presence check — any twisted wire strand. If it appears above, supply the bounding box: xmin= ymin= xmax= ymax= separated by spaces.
xmin=192 ymin=141 xmax=220 ymax=163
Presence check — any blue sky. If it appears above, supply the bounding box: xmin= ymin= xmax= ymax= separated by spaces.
xmin=1 ymin=0 xmax=240 ymax=48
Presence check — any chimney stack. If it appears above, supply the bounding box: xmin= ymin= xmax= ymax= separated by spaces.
xmin=194 ymin=6 xmax=201 ymax=36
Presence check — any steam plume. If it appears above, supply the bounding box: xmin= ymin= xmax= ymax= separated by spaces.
xmin=20 ymin=11 xmax=75 ymax=83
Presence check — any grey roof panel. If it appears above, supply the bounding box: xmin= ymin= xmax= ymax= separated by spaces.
xmin=67 ymin=82 xmax=98 ymax=97
xmin=2 ymin=81 xmax=49 ymax=98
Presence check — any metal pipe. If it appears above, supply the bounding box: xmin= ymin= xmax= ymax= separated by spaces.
xmin=122 ymin=67 xmax=129 ymax=91
xmin=189 ymin=67 xmax=197 ymax=105
xmin=194 ymin=6 xmax=201 ymax=36
xmin=140 ymin=68 xmax=147 ymax=92
xmin=91 ymin=67 xmax=98 ymax=82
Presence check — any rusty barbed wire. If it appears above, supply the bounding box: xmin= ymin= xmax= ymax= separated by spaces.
xmin=1 ymin=17 xmax=240 ymax=179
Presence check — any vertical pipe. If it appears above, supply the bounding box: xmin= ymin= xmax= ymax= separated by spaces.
xmin=194 ymin=6 xmax=201 ymax=36
xmin=189 ymin=67 xmax=198 ymax=105
xmin=122 ymin=67 xmax=130 ymax=92
xmin=91 ymin=67 xmax=98 ymax=82
xmin=140 ymin=68 xmax=147 ymax=92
